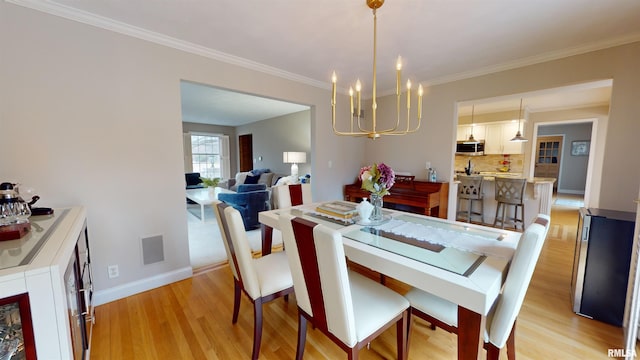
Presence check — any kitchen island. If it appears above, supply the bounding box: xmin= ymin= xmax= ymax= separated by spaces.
xmin=452 ymin=174 xmax=555 ymax=229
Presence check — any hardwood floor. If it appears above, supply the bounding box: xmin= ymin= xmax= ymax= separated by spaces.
xmin=91 ymin=206 xmax=631 ymax=359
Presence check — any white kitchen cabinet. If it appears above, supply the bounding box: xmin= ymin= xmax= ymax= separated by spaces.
xmin=484 ymin=123 xmax=503 ymax=154
xmin=457 ymin=124 xmax=486 ymax=142
xmin=483 ymin=122 xmax=524 ymax=154
xmin=502 ymin=122 xmax=524 ymax=154
xmin=0 ymin=206 xmax=92 ymax=359
xmin=457 ymin=125 xmax=471 ymax=141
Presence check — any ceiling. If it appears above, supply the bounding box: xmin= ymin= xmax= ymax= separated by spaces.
xmin=19 ymin=0 xmax=640 ymax=124
xmin=180 ymin=81 xmax=309 ymax=126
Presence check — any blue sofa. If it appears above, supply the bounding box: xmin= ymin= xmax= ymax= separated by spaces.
xmin=218 ymin=184 xmax=270 ymax=230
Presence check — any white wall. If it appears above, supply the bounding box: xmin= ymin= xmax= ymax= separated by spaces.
xmin=236 ymin=110 xmax=312 ymax=177
xmin=0 ymin=2 xmax=363 ymax=304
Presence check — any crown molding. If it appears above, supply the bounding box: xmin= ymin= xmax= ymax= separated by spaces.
xmin=6 ymin=0 xmax=329 ymax=90
xmin=423 ymin=33 xmax=640 ymax=86
xmin=7 ymin=0 xmax=640 ymax=93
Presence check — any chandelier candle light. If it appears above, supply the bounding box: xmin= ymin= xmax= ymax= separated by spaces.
xmin=331 ymin=0 xmax=423 ymax=139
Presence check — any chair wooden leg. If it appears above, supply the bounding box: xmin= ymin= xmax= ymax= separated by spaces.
xmin=506 ymin=321 xmax=516 ymax=360
xmin=485 ymin=322 xmax=516 ymax=360
xmin=493 ymin=203 xmax=500 ymax=228
xmin=406 ymin=312 xmax=412 ymax=357
xmin=486 ymin=343 xmax=501 ymax=360
xmin=501 ymin=204 xmax=508 ymax=229
xmin=397 ymin=310 xmax=408 ymax=360
xmin=295 ymin=313 xmax=307 ymax=360
xmin=252 ymin=299 xmax=263 ymax=360
xmin=232 ymin=280 xmax=241 ymax=324
xmin=348 ymin=348 xmax=358 ymax=360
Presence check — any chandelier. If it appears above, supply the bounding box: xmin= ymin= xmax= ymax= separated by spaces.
xmin=331 ymin=0 xmax=423 ymax=140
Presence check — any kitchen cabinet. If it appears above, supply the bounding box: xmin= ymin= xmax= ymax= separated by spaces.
xmin=457 ymin=124 xmax=486 ymax=142
xmin=0 ymin=206 xmax=93 ymax=359
xmin=484 ymin=122 xmax=524 ymax=154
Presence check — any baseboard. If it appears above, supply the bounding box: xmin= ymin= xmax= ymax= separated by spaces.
xmin=92 ymin=266 xmax=193 ymax=306
xmin=557 ymin=189 xmax=585 ymax=195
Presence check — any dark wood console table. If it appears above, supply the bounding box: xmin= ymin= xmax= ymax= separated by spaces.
xmin=344 ymin=179 xmax=449 ymax=219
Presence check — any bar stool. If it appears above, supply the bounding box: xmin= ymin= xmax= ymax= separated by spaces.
xmin=493 ymin=177 xmax=526 ymax=231
xmin=456 ymin=175 xmax=484 ymax=224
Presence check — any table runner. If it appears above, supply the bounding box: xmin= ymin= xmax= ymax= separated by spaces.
xmin=375 ymin=215 xmax=516 ymax=259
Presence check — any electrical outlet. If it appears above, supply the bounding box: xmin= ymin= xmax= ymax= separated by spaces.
xmin=108 ymin=265 xmax=119 ymax=279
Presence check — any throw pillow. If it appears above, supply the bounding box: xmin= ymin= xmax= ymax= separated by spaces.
xmin=235 ymin=172 xmax=250 ymax=186
xmin=250 ymin=168 xmax=271 ymax=176
xmin=244 ymin=174 xmax=260 ymax=184
xmin=275 ymin=175 xmax=295 ymax=186
xmin=258 ymin=172 xmax=274 ymax=186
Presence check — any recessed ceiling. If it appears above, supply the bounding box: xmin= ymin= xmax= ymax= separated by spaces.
xmin=16 ymin=0 xmax=639 ymax=124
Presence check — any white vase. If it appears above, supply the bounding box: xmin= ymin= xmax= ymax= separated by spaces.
xmin=356 ymin=197 xmax=374 ymax=223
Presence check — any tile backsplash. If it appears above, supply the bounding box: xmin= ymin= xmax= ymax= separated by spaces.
xmin=455 ymin=154 xmax=524 ymax=174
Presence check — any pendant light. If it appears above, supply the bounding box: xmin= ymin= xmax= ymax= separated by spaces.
xmin=464 ymin=105 xmax=479 ymax=144
xmin=510 ymin=98 xmax=528 ymax=142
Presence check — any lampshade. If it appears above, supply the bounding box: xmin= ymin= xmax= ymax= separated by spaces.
xmin=283 ymin=152 xmax=306 ymax=164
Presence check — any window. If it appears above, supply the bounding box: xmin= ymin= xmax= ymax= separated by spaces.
xmin=187 ymin=133 xmax=230 ymax=180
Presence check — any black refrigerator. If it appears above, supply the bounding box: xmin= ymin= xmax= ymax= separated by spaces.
xmin=571 ymin=207 xmax=636 ymax=326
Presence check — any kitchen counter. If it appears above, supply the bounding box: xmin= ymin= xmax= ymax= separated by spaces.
xmin=451 ymin=175 xmax=556 ymax=228
xmin=478 ymin=176 xmax=556 ymax=184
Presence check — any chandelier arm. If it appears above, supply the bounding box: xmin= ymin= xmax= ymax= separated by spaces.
xmin=351 ymin=111 xmax=354 ymax=133
xmin=357 ymin=112 xmax=368 ymax=132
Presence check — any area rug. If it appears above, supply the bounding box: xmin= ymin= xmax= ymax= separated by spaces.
xmin=187 ymin=204 xmax=214 ymax=221
xmin=186 ymin=205 xmax=282 ymax=268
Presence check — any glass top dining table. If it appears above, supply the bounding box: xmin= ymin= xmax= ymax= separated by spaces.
xmin=258 ymin=201 xmax=522 ymax=360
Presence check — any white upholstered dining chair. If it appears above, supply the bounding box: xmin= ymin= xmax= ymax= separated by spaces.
xmin=213 ymin=201 xmax=294 ymax=360
xmin=272 ymin=183 xmax=312 ymax=209
xmin=404 ymin=214 xmax=551 ymax=360
xmin=279 ymin=213 xmax=410 ymax=360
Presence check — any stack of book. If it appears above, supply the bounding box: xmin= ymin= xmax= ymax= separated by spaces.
xmin=315 ymin=201 xmax=358 ymax=219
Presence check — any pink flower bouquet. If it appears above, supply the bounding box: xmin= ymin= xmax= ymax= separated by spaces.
xmin=359 ymin=163 xmax=396 ymax=196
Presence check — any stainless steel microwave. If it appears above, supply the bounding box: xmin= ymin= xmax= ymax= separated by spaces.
xmin=456 ymin=140 xmax=485 ymax=155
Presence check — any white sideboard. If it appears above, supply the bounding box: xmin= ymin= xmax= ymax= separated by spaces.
xmin=0 ymin=206 xmax=92 ymax=359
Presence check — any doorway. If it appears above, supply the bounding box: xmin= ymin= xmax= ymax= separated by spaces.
xmin=534 ymin=135 xmax=563 ymax=192
xmin=535 ymin=121 xmax=594 ymax=207
xmin=239 ymin=134 xmax=253 ymax=172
